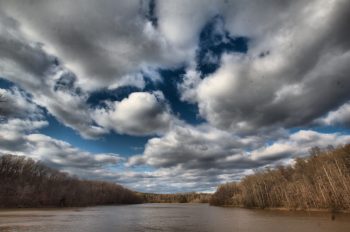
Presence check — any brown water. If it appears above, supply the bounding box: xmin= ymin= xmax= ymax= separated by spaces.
xmin=0 ymin=204 xmax=349 ymax=232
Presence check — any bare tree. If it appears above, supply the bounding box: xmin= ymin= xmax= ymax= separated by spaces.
xmin=0 ymin=155 xmax=142 ymax=208
xmin=140 ymin=192 xmax=211 ymax=203
xmin=210 ymin=144 xmax=350 ymax=211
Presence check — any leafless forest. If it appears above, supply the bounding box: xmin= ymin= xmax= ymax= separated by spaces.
xmin=210 ymin=145 xmax=350 ymax=211
xmin=0 ymin=155 xmax=142 ymax=207
xmin=140 ymin=192 xmax=211 ymax=203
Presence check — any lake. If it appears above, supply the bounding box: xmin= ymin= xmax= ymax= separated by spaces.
xmin=0 ymin=204 xmax=349 ymax=232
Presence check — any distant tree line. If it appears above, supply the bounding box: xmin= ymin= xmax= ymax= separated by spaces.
xmin=140 ymin=192 xmax=211 ymax=203
xmin=0 ymin=155 xmax=142 ymax=208
xmin=210 ymin=145 xmax=350 ymax=211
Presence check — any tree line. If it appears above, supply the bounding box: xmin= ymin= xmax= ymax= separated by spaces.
xmin=140 ymin=192 xmax=211 ymax=203
xmin=210 ymin=144 xmax=350 ymax=211
xmin=0 ymin=154 xmax=142 ymax=208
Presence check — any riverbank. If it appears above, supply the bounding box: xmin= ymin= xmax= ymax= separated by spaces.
xmin=217 ymin=205 xmax=350 ymax=214
xmin=139 ymin=192 xmax=211 ymax=203
xmin=210 ymin=145 xmax=350 ymax=211
xmin=0 ymin=155 xmax=142 ymax=208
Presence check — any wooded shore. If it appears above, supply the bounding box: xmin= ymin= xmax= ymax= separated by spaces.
xmin=210 ymin=145 xmax=350 ymax=212
xmin=0 ymin=155 xmax=142 ymax=207
xmin=0 ymin=154 xmax=209 ymax=207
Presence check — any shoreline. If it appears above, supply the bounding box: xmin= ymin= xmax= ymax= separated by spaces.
xmin=218 ymin=205 xmax=350 ymax=213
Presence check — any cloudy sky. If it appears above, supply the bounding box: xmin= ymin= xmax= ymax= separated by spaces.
xmin=1 ymin=0 xmax=350 ymax=193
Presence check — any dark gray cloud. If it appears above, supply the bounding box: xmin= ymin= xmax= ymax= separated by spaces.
xmin=0 ymin=11 xmax=105 ymax=138
xmin=0 ymin=10 xmax=175 ymax=138
xmin=179 ymin=0 xmax=350 ymax=133
xmin=0 ymin=87 xmax=43 ymax=119
xmin=0 ymin=13 xmax=55 ymax=79
xmin=0 ymin=0 xmax=186 ymax=90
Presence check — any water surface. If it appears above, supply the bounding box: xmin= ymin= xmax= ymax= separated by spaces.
xmin=0 ymin=204 xmax=349 ymax=232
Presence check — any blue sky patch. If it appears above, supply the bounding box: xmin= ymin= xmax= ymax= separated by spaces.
xmin=197 ymin=16 xmax=248 ymax=77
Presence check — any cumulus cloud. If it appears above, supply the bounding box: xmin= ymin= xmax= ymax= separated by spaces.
xmin=128 ymin=124 xmax=247 ymax=168
xmin=178 ymin=0 xmax=350 ymax=133
xmin=129 ymin=125 xmax=317 ymax=171
xmin=177 ymin=66 xmax=202 ymax=103
xmin=23 ymin=134 xmax=122 ymax=173
xmin=93 ymin=91 xmax=173 ymax=136
xmin=0 ymin=119 xmax=48 ymax=152
xmin=316 ymin=101 xmax=350 ymax=127
xmin=128 ymin=123 xmax=291 ymax=175
xmin=0 ymin=7 xmax=178 ymax=138
xmin=0 ymin=0 xmax=188 ymax=90
xmin=0 ymin=11 xmax=106 ymax=138
xmin=0 ymin=18 xmax=159 ymax=138
xmin=250 ymin=130 xmax=350 ymax=161
xmin=156 ymin=0 xmax=219 ymax=50
xmin=0 ymin=87 xmax=42 ymax=119
xmin=0 ymin=119 xmax=121 ymax=176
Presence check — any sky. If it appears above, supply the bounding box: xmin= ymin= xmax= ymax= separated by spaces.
xmin=1 ymin=0 xmax=350 ymax=193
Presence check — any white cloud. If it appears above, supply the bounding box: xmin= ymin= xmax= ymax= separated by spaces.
xmin=157 ymin=0 xmax=219 ymax=50
xmin=0 ymin=118 xmax=121 ymax=175
xmin=93 ymin=91 xmax=174 ymax=136
xmin=317 ymin=101 xmax=350 ymax=127
xmin=0 ymin=87 xmax=42 ymax=119
xmin=0 ymin=118 xmax=47 ymax=138
xmin=178 ymin=0 xmax=350 ymax=133
xmin=0 ymin=12 xmax=106 ymax=139
xmin=0 ymin=6 xmax=178 ymax=138
xmin=25 ymin=133 xmax=122 ymax=171
xmin=0 ymin=0 xmax=187 ymax=91
xmin=128 ymin=124 xmax=243 ymax=168
xmin=177 ymin=66 xmax=202 ymax=103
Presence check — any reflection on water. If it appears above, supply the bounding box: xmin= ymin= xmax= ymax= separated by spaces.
xmin=0 ymin=204 xmax=349 ymax=232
